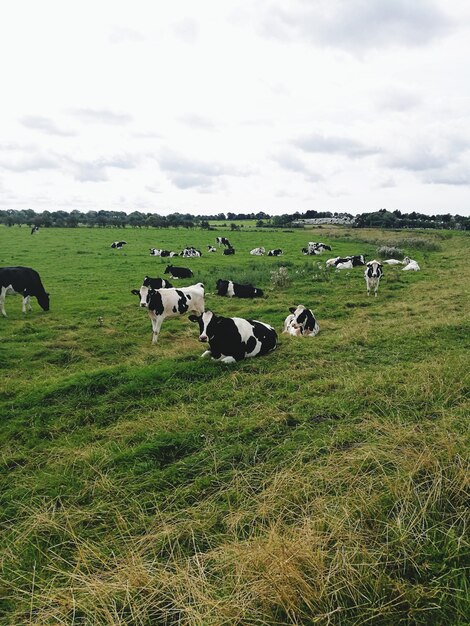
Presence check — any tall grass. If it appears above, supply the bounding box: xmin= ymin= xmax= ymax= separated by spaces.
xmin=0 ymin=225 xmax=469 ymax=625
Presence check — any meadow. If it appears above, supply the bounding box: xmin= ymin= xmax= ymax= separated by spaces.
xmin=0 ymin=224 xmax=469 ymax=625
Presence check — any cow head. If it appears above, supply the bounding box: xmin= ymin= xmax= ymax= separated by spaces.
xmin=189 ymin=311 xmax=216 ymax=342
xmin=164 ymin=265 xmax=171 ymax=274
xmin=37 ymin=292 xmax=50 ymax=311
xmin=366 ymin=260 xmax=383 ymax=277
xmin=132 ymin=285 xmax=151 ymax=307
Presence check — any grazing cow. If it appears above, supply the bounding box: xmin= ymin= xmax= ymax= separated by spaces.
xmin=189 ymin=311 xmax=277 ymax=363
xmin=111 ymin=241 xmax=127 ymax=249
xmin=164 ymin=265 xmax=193 ymax=279
xmin=402 ymin=259 xmax=420 ymax=271
xmin=31 ymin=226 xmax=39 ymax=235
xmin=383 ymin=259 xmax=403 ymax=265
xmin=215 ymin=279 xmax=264 ymax=298
xmin=283 ymin=305 xmax=320 ymax=337
xmin=223 ymin=247 xmax=235 ymax=255
xmin=268 ymin=249 xmax=283 ymax=256
xmin=0 ymin=266 xmax=50 ymax=317
xmin=181 ymin=247 xmax=202 ymax=258
xmin=149 ymin=248 xmax=178 ymax=257
xmin=216 ymin=237 xmax=231 ymax=248
xmin=207 ymin=245 xmax=217 ymax=252
xmin=250 ymin=247 xmax=265 ymax=255
xmin=365 ymin=260 xmax=383 ymax=297
xmin=137 ymin=283 xmax=205 ymax=344
xmin=131 ymin=276 xmax=173 ymax=297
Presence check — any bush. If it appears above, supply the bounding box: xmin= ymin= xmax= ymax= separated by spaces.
xmin=270 ymin=266 xmax=290 ymax=289
xmin=377 ymin=246 xmax=404 ymax=259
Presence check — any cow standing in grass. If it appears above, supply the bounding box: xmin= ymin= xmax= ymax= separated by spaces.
xmin=364 ymin=261 xmax=383 ymax=297
xmin=137 ymin=283 xmax=205 ymax=344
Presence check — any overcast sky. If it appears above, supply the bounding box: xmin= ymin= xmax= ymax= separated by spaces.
xmin=1 ymin=0 xmax=469 ymax=216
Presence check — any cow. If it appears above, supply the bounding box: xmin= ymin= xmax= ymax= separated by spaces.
xmin=149 ymin=249 xmax=178 ymax=257
xmin=216 ymin=237 xmax=231 ymax=248
xmin=215 ymin=279 xmax=264 ymax=298
xmin=31 ymin=226 xmax=39 ymax=235
xmin=305 ymin=242 xmax=331 ymax=254
xmin=189 ymin=311 xmax=277 ymax=363
xmin=336 ymin=260 xmax=354 ymax=270
xmin=223 ymin=247 xmax=235 ymax=255
xmin=326 ymin=255 xmax=366 ymax=268
xmin=131 ymin=276 xmax=173 ymax=298
xmin=111 ymin=241 xmax=127 ymax=249
xmin=0 ymin=266 xmax=50 ymax=317
xmin=250 ymin=247 xmax=265 ymax=256
xmin=207 ymin=245 xmax=217 ymax=253
xmin=137 ymin=283 xmax=205 ymax=344
xmin=383 ymin=259 xmax=403 ymax=265
xmin=181 ymin=247 xmax=202 ymax=258
xmin=402 ymin=259 xmax=420 ymax=271
xmin=283 ymin=305 xmax=320 ymax=337
xmin=268 ymin=249 xmax=283 ymax=256
xmin=364 ymin=260 xmax=383 ymax=297
xmin=164 ymin=265 xmax=193 ymax=279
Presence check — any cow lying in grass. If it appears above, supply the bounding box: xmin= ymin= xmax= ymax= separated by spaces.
xmin=189 ymin=311 xmax=277 ymax=363
xmin=215 ymin=279 xmax=264 ymax=298
xmin=283 ymin=305 xmax=320 ymax=337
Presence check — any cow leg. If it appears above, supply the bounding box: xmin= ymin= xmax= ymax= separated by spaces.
xmin=22 ymin=295 xmax=31 ymax=313
xmin=220 ymin=356 xmax=237 ymax=364
xmin=149 ymin=313 xmax=164 ymax=344
xmin=200 ymin=350 xmax=212 ymax=358
xmin=0 ymin=287 xmax=8 ymax=317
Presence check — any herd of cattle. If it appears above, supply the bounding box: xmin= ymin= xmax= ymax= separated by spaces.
xmin=1 ymin=238 xmax=421 ymax=363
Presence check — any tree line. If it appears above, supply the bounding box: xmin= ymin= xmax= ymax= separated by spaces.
xmin=0 ymin=207 xmax=468 ymax=230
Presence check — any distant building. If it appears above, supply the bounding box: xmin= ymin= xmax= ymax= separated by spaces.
xmin=292 ymin=215 xmax=355 ymax=226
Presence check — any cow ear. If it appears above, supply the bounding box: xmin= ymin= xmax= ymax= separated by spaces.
xmin=131 ymin=289 xmax=140 ymax=296
xmin=188 ymin=314 xmax=200 ymax=323
xmin=289 ymin=307 xmax=296 ymax=313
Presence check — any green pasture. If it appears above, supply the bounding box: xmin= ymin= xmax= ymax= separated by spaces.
xmin=0 ymin=225 xmax=469 ymax=625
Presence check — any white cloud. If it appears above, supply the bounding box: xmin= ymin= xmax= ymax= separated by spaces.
xmin=0 ymin=0 xmax=469 ymax=215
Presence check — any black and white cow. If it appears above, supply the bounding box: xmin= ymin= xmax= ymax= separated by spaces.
xmin=111 ymin=241 xmax=127 ymax=249
xmin=215 ymin=279 xmax=264 ymax=298
xmin=136 ymin=282 xmax=205 ymax=344
xmin=207 ymin=245 xmax=217 ymax=253
xmin=31 ymin=226 xmax=39 ymax=235
xmin=164 ymin=265 xmax=193 ymax=279
xmin=223 ymin=247 xmax=235 ymax=255
xmin=0 ymin=266 xmax=50 ymax=317
xmin=283 ymin=305 xmax=320 ymax=337
xmin=268 ymin=249 xmax=283 ymax=256
xmin=304 ymin=242 xmax=331 ymax=255
xmin=250 ymin=247 xmax=265 ymax=255
xmin=181 ymin=247 xmax=202 ymax=258
xmin=131 ymin=276 xmax=173 ymax=298
xmin=364 ymin=260 xmax=383 ymax=297
xmin=189 ymin=311 xmax=277 ymax=363
xmin=216 ymin=237 xmax=231 ymax=248
xmin=326 ymin=255 xmax=366 ymax=268
xmin=149 ymin=249 xmax=178 ymax=257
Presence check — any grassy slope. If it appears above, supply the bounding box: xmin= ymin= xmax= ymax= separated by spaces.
xmin=0 ymin=225 xmax=469 ymax=625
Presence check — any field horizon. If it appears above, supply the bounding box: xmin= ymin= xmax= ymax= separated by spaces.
xmin=0 ymin=224 xmax=469 ymax=625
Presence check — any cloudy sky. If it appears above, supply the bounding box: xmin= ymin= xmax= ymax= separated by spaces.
xmin=1 ymin=0 xmax=469 ymax=215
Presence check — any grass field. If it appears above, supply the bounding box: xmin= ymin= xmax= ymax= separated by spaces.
xmin=0 ymin=225 xmax=469 ymax=625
